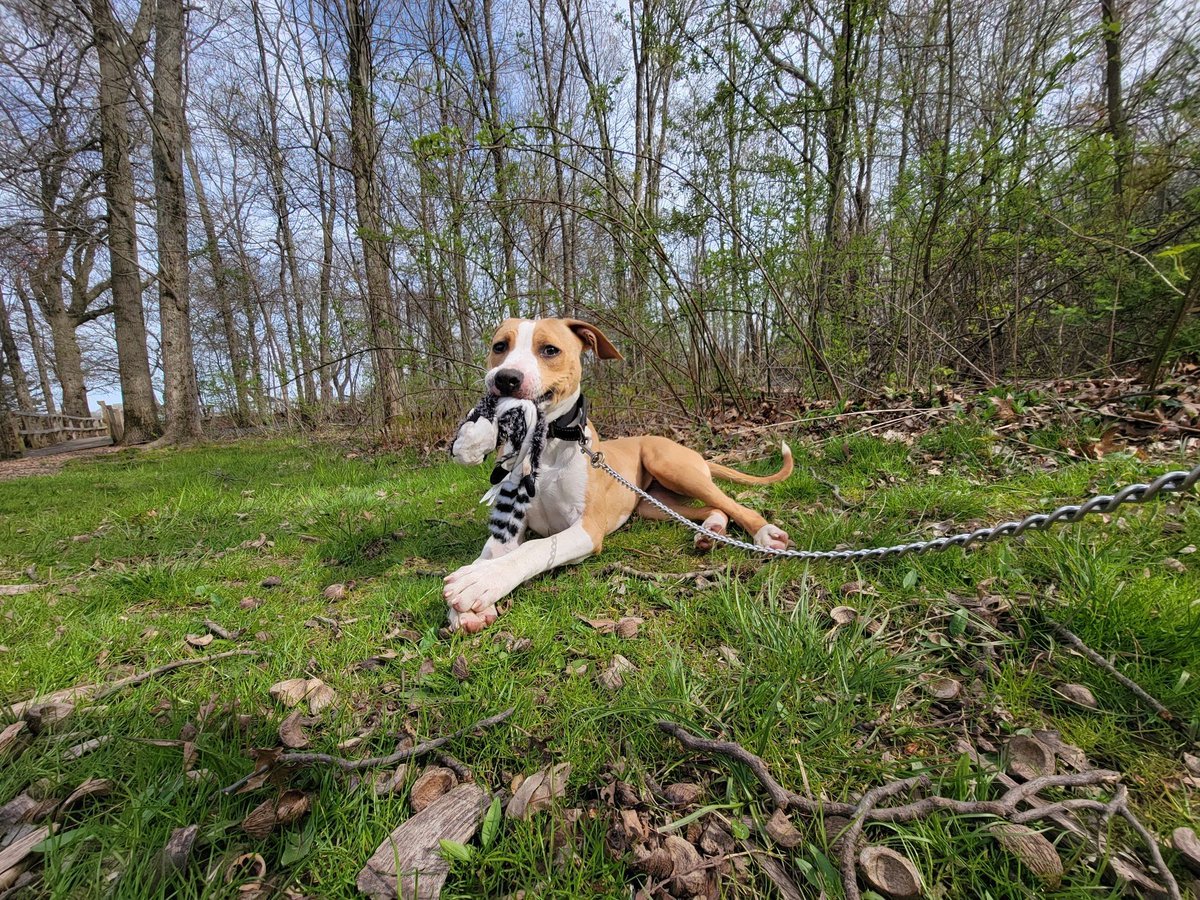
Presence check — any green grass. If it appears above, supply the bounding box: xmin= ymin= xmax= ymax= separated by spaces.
xmin=0 ymin=422 xmax=1197 ymax=898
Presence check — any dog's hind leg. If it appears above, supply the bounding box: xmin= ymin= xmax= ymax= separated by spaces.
xmin=634 ymin=483 xmax=729 ymax=551
xmin=639 ymin=438 xmax=789 ymax=550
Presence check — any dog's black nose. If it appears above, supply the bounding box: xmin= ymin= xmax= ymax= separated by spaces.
xmin=494 ymin=369 xmax=523 ymax=396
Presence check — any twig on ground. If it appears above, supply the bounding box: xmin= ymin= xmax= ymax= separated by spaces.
xmin=655 ymin=721 xmax=853 ymax=815
xmin=203 ymin=619 xmax=239 ymax=641
xmin=9 ymin=649 xmax=260 ymax=716
xmin=661 ymin=721 xmax=1181 ymax=900
xmin=437 ymin=753 xmax=474 ymax=782
xmin=220 ymin=707 xmax=514 ymax=793
xmin=1039 ymin=616 xmax=1194 ymax=743
xmin=601 ymin=564 xmax=734 ymax=583
xmin=817 ymin=478 xmax=858 ymax=509
xmin=839 ymin=777 xmax=923 ymax=900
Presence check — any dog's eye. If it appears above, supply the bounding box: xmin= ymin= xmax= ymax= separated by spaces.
xmin=492 ymin=341 xmax=507 ymax=354
xmin=540 ymin=345 xmax=560 ymax=358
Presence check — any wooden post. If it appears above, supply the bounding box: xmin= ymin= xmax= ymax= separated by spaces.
xmin=0 ymin=411 xmax=22 ymax=460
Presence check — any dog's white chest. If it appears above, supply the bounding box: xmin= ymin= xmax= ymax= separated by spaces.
xmin=527 ymin=442 xmax=588 ymax=537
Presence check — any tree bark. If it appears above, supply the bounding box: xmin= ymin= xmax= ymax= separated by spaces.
xmin=91 ymin=0 xmax=160 ymax=443
xmin=15 ymin=283 xmax=57 ymax=415
xmin=0 ymin=288 xmax=35 ymax=411
xmin=343 ymin=0 xmax=403 ymax=439
xmin=152 ymin=0 xmax=202 ymax=442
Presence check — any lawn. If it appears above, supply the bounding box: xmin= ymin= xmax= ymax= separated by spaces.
xmin=0 ymin=415 xmax=1197 ymax=898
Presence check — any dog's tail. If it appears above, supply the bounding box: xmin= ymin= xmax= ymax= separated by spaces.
xmin=707 ymin=442 xmax=793 ymax=485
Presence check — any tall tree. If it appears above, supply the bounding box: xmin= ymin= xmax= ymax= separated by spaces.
xmin=342 ymin=0 xmax=403 ymax=437
xmin=151 ymin=0 xmax=202 ymax=441
xmin=89 ymin=0 xmax=159 ymax=442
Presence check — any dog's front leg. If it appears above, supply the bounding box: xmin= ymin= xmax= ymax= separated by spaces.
xmin=444 ymin=522 xmax=595 ymax=632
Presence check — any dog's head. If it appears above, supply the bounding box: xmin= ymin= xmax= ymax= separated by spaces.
xmin=485 ymin=317 xmax=622 ymax=406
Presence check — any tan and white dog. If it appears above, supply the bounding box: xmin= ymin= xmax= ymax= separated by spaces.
xmin=444 ymin=318 xmax=793 ymax=632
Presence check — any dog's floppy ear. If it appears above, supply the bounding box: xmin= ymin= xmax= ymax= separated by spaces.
xmin=565 ymin=319 xmax=623 ymax=360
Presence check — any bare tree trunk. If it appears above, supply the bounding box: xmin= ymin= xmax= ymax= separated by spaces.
xmin=1101 ymin=0 xmax=1130 ymax=205
xmin=0 ymin=288 xmax=35 ymax=411
xmin=251 ymin=0 xmax=317 ymax=409
xmin=185 ymin=125 xmax=250 ymax=426
xmin=15 ymin=282 xmax=57 ymax=414
xmin=91 ymin=0 xmax=160 ymax=443
xmin=343 ymin=0 xmax=403 ymax=439
xmin=152 ymin=0 xmax=202 ymax=442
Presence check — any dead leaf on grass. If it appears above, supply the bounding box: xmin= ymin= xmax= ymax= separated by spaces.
xmin=859 ymin=845 xmax=923 ymax=898
xmin=576 ymin=615 xmax=617 ymax=634
xmin=58 ymin=778 xmax=113 ymax=816
xmin=506 ymin=763 xmax=570 ymax=819
xmin=278 ymin=710 xmax=318 ymax=750
xmin=616 ymin=617 xmax=643 ymax=639
xmin=1006 ymin=734 xmax=1055 ymax=780
xmin=269 ymin=677 xmax=337 ymax=714
xmin=0 ymin=721 xmax=27 ymax=759
xmin=597 ymin=654 xmax=636 ymax=692
xmin=241 ymin=790 xmax=311 ymax=839
xmin=185 ymin=633 xmax=214 ymax=649
xmin=989 ymin=823 xmax=1063 ymax=887
xmin=410 ymin=766 xmax=458 ymax=812
xmin=1054 ymin=683 xmax=1098 ymax=708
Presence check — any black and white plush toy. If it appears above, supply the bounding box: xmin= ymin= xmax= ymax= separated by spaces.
xmin=451 ymin=396 xmax=546 ymax=548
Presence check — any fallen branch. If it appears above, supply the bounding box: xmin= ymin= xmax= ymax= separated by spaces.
xmin=659 ymin=721 xmax=1181 ymax=899
xmin=599 ymin=564 xmax=734 ymax=583
xmin=839 ymin=778 xmax=923 ymax=900
xmin=1040 ymin=617 xmax=1194 ymax=743
xmin=655 ymin=721 xmax=853 ymax=816
xmin=91 ymin=649 xmax=259 ymax=701
xmin=9 ymin=649 xmax=259 ymax=716
xmin=221 ymin=707 xmax=514 ymax=793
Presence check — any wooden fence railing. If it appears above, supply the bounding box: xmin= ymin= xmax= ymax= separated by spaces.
xmin=7 ymin=410 xmax=111 ymax=452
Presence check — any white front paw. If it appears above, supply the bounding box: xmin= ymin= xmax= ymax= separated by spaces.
xmin=452 ymin=418 xmax=498 ymax=465
xmin=443 ymin=558 xmax=519 ymax=614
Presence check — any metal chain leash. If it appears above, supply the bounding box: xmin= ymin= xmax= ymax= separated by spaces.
xmin=578 ymin=441 xmax=1200 ymax=561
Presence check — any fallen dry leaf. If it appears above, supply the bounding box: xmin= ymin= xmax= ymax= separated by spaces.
xmin=575 ymin=615 xmax=617 ymax=634
xmin=1054 ymin=683 xmax=1098 ymax=708
xmin=506 ymin=763 xmax=570 ymax=820
xmin=664 ymin=834 xmax=709 ymax=896
xmin=0 ymin=721 xmax=27 ymax=759
xmin=58 ymin=778 xmax=113 ymax=816
xmin=1006 ymin=735 xmax=1055 ymax=780
xmin=278 ymin=710 xmax=315 ymax=750
xmin=410 ymin=766 xmax=458 ymax=813
xmin=662 ymin=782 xmax=703 ymax=808
xmin=989 ymin=823 xmax=1063 ymax=887
xmin=269 ymin=678 xmax=337 ymax=715
xmin=858 ymin=845 xmax=923 ymax=899
xmin=185 ymin=634 xmax=214 ymax=649
xmin=597 ymin=654 xmax=636 ymax=692
xmin=241 ymin=790 xmax=311 ymax=839
xmin=616 ymin=616 xmax=643 ymax=639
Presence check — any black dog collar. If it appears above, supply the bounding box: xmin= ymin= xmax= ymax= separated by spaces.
xmin=547 ymin=393 xmax=589 ymax=443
